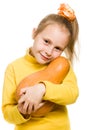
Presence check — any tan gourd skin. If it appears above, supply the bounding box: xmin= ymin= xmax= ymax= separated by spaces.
xmin=16 ymin=56 xmax=70 ymax=117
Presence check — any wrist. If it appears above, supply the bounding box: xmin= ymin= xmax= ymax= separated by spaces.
xmin=39 ymin=82 xmax=46 ymax=96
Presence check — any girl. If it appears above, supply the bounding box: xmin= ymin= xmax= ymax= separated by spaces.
xmin=2 ymin=3 xmax=79 ymax=130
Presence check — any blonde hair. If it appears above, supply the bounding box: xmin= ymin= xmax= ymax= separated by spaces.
xmin=34 ymin=14 xmax=79 ymax=63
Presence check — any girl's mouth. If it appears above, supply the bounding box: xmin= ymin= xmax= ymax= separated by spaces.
xmin=40 ymin=53 xmax=51 ymax=61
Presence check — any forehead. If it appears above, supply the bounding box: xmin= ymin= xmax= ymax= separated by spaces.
xmin=40 ymin=23 xmax=70 ymax=36
xmin=41 ymin=24 xmax=70 ymax=42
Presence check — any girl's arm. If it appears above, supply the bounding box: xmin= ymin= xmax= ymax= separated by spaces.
xmin=2 ymin=64 xmax=31 ymax=125
xmin=43 ymin=66 xmax=79 ymax=105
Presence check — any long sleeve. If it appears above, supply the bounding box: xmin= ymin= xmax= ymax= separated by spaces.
xmin=2 ymin=64 xmax=31 ymax=124
xmin=43 ymin=66 xmax=79 ymax=105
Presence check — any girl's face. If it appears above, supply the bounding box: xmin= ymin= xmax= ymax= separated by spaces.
xmin=31 ymin=24 xmax=70 ymax=64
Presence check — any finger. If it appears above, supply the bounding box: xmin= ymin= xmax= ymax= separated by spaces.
xmin=18 ymin=95 xmax=25 ymax=104
xmin=22 ymin=101 xmax=29 ymax=114
xmin=27 ymin=103 xmax=34 ymax=114
xmin=37 ymin=102 xmax=46 ymax=109
xmin=31 ymin=102 xmax=44 ymax=112
xmin=18 ymin=102 xmax=25 ymax=114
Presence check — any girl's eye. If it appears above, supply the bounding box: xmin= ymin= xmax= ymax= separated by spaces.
xmin=54 ymin=47 xmax=63 ymax=52
xmin=44 ymin=39 xmax=49 ymax=43
xmin=55 ymin=47 xmax=60 ymax=50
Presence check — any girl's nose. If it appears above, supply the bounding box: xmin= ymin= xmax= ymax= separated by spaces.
xmin=46 ymin=47 xmax=53 ymax=56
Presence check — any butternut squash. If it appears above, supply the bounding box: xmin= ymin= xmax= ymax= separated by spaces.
xmin=16 ymin=56 xmax=70 ymax=117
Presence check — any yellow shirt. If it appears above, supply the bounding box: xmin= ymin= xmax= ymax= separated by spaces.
xmin=2 ymin=50 xmax=79 ymax=130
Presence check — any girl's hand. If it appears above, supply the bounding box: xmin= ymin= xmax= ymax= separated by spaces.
xmin=18 ymin=83 xmax=46 ymax=115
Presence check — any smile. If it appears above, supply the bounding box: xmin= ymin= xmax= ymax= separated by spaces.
xmin=40 ymin=53 xmax=50 ymax=61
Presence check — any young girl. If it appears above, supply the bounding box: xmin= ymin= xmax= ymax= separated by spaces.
xmin=2 ymin=3 xmax=79 ymax=130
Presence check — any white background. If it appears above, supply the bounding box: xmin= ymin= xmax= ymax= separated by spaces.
xmin=0 ymin=0 xmax=87 ymax=130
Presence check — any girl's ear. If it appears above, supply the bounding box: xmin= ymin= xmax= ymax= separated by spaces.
xmin=32 ymin=28 xmax=37 ymax=39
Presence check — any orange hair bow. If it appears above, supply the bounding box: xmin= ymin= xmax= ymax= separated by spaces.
xmin=58 ymin=3 xmax=76 ymax=21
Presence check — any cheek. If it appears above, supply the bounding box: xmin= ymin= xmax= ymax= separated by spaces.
xmin=52 ymin=51 xmax=62 ymax=58
xmin=36 ymin=43 xmax=46 ymax=51
xmin=36 ymin=45 xmax=43 ymax=51
xmin=33 ymin=43 xmax=41 ymax=51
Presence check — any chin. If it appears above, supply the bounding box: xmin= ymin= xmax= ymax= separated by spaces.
xmin=39 ymin=60 xmax=51 ymax=65
xmin=38 ymin=61 xmax=46 ymax=65
xmin=36 ymin=59 xmax=47 ymax=65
